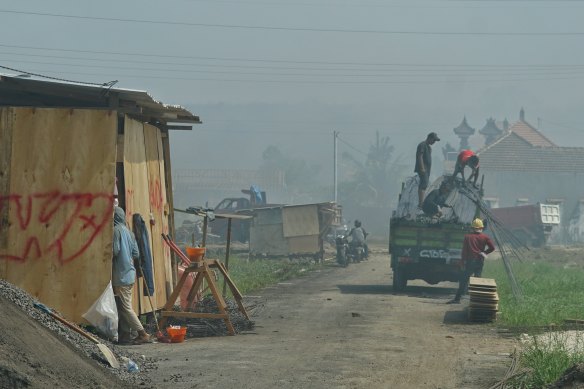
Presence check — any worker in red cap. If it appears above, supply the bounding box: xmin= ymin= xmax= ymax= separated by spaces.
xmin=453 ymin=149 xmax=480 ymax=187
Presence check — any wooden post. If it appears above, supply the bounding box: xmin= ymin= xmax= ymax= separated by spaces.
xmin=202 ymin=216 xmax=208 ymax=248
xmin=223 ymin=218 xmax=233 ymax=297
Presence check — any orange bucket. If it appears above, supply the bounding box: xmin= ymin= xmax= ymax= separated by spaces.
xmin=186 ymin=246 xmax=206 ymax=262
xmin=166 ymin=326 xmax=187 ymax=343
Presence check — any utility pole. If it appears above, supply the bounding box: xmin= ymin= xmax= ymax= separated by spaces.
xmin=333 ymin=130 xmax=338 ymax=203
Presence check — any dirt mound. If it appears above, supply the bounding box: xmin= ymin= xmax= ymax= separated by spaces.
xmin=549 ymin=364 xmax=584 ymax=388
xmin=0 ymin=280 xmax=156 ymax=388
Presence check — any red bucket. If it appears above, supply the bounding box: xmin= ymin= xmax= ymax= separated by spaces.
xmin=185 ymin=246 xmax=206 ymax=262
xmin=166 ymin=326 xmax=187 ymax=343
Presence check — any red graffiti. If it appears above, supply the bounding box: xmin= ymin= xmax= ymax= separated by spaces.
xmin=149 ymin=179 xmax=163 ymax=213
xmin=125 ymin=189 xmax=134 ymax=218
xmin=0 ymin=191 xmax=114 ymax=264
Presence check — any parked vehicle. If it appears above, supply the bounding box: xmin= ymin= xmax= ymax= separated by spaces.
xmin=389 ymin=219 xmax=467 ymax=292
xmin=336 ymin=235 xmax=365 ymax=267
xmin=389 ymin=175 xmax=480 ymax=292
xmin=209 ymin=188 xmax=279 ymax=242
xmin=489 ymin=203 xmax=560 ymax=247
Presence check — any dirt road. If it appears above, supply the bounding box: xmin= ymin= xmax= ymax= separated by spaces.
xmin=133 ymin=250 xmax=515 ymax=388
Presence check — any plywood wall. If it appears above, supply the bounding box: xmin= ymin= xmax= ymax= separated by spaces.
xmin=0 ymin=108 xmax=117 ymax=322
xmin=123 ymin=117 xmax=172 ymax=314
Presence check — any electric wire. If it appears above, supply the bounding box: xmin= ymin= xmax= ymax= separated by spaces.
xmin=2 ymin=43 xmax=584 ymax=70
xmin=1 ymin=9 xmax=584 ymax=36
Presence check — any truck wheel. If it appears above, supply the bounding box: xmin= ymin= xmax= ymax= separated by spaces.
xmin=393 ymin=268 xmax=408 ymax=292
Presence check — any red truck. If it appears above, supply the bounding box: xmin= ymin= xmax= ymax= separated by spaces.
xmin=489 ymin=203 xmax=561 ymax=247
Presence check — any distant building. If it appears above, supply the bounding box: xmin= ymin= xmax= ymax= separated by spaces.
xmin=449 ymin=109 xmax=584 ymax=243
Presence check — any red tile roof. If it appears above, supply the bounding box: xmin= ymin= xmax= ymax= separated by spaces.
xmin=506 ymin=120 xmax=556 ymax=147
xmin=478 ymin=132 xmax=584 ymax=172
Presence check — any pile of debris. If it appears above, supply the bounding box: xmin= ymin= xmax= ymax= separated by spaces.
xmin=153 ymin=296 xmax=255 ymax=338
xmin=0 ymin=280 xmax=156 ymax=388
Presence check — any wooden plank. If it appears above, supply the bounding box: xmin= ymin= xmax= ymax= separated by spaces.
xmin=469 ymin=284 xmax=497 ymax=290
xmin=0 ymin=108 xmax=14 ymax=273
xmin=470 ymin=296 xmax=499 ymax=304
xmin=287 ymin=235 xmax=320 ymax=254
xmin=3 ymin=108 xmax=116 ymax=322
xmin=124 ymin=116 xmax=151 ymax=314
xmin=160 ymin=311 xmax=228 ymax=319
xmin=160 ymin=132 xmax=177 ymax=287
xmin=144 ymin=124 xmax=169 ymax=310
xmin=155 ymin=129 xmax=173 ymax=298
xmin=469 ymin=277 xmax=497 ymax=287
xmin=470 ymin=300 xmax=499 ymax=307
xmin=469 ymin=290 xmax=499 ymax=296
xmin=282 ymin=205 xmax=319 ymax=237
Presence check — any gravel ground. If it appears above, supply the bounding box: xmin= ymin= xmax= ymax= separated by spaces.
xmin=0 ymin=279 xmax=157 ymax=388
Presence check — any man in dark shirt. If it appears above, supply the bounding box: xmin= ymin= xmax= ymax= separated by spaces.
xmin=448 ymin=218 xmax=495 ymax=304
xmin=422 ymin=183 xmax=452 ymax=218
xmin=415 ymin=132 xmax=440 ymax=208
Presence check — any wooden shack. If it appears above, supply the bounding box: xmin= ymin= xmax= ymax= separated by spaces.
xmin=0 ymin=74 xmax=200 ymax=322
xmin=249 ymin=202 xmax=339 ymax=259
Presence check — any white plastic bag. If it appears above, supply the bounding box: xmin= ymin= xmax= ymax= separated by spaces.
xmin=82 ymin=281 xmax=119 ymax=341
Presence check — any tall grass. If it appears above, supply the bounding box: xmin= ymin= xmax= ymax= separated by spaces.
xmin=482 ymin=259 xmax=584 ymax=327
xmin=222 ymin=256 xmax=324 ymax=296
xmin=482 ymin=252 xmax=584 ymax=387
xmin=510 ymin=332 xmax=584 ymax=388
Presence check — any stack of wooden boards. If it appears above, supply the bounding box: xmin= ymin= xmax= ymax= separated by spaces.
xmin=468 ymin=277 xmax=498 ymax=322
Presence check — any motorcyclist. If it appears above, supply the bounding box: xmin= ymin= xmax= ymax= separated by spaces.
xmin=348 ymin=220 xmax=369 ymax=258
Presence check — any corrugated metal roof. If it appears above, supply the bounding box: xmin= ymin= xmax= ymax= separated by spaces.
xmin=0 ymin=73 xmax=200 ymax=126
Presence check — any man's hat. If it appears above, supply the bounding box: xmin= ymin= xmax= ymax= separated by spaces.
xmin=427 ymin=132 xmax=440 ymax=141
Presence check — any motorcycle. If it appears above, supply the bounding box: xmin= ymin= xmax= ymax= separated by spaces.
xmin=336 ymin=235 xmax=365 ymax=267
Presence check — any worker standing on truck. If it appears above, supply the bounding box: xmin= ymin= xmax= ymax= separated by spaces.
xmin=453 ymin=150 xmax=480 ymax=187
xmin=415 ymin=132 xmax=440 ymax=208
xmin=422 ymin=182 xmax=453 ymax=218
xmin=447 ymin=218 xmax=495 ymax=304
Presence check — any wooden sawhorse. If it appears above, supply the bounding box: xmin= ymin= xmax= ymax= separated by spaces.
xmin=158 ymin=259 xmax=249 ymax=335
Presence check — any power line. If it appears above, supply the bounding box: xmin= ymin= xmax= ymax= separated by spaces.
xmin=337 ymin=136 xmax=368 ymax=156
xmin=7 ymin=57 xmax=584 ymax=79
xmin=2 ymin=43 xmax=584 ymax=69
xmin=8 ymin=66 xmax=584 ymax=85
xmin=1 ymin=9 xmax=583 ymax=36
xmin=6 ymin=51 xmax=584 ymax=74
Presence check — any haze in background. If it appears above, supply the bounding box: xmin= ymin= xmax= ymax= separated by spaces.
xmin=1 ymin=0 xmax=583 ymax=203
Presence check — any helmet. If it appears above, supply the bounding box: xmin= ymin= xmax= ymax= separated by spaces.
xmin=354 ymin=220 xmax=362 ymax=227
xmin=471 ymin=218 xmax=484 ymax=229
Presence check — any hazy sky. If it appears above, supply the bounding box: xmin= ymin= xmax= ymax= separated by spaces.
xmin=2 ymin=0 xmax=584 ymax=184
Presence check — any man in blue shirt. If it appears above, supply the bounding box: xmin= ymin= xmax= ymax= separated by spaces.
xmin=112 ymin=206 xmax=150 ymax=344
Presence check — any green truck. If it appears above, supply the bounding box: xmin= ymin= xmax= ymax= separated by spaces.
xmin=389 ymin=218 xmax=468 ymax=292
